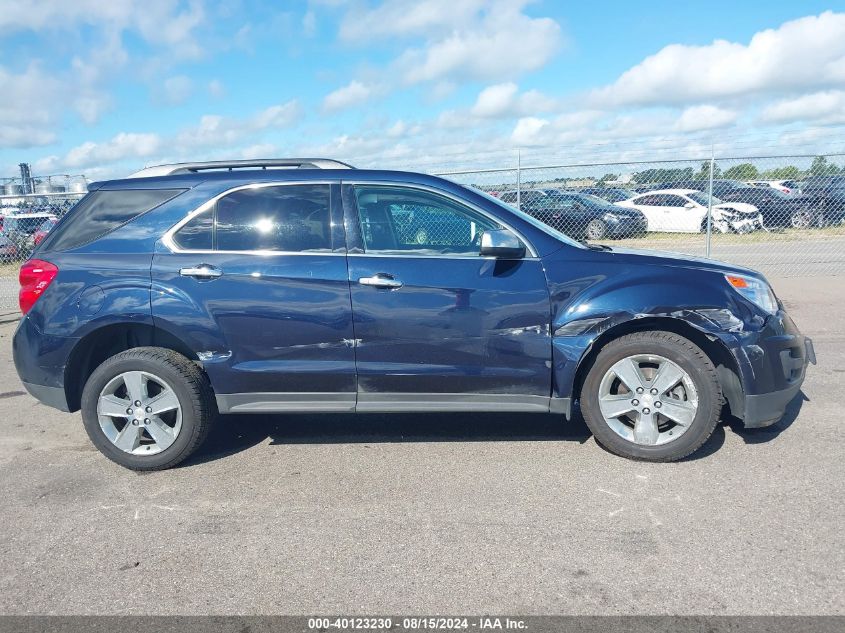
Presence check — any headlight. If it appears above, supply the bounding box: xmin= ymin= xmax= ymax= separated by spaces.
xmin=725 ymin=274 xmax=778 ymax=314
xmin=602 ymin=212 xmax=620 ymax=222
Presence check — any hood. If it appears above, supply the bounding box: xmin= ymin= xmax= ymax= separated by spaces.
xmin=592 ymin=245 xmax=761 ymax=278
xmin=602 ymin=205 xmax=641 ymax=217
xmin=715 ymin=202 xmax=758 ymax=215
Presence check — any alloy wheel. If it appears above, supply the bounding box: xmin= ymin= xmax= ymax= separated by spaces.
xmin=597 ymin=354 xmax=698 ymax=446
xmin=97 ymin=370 xmax=183 ymax=455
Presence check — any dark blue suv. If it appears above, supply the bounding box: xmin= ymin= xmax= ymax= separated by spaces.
xmin=13 ymin=159 xmax=815 ymax=470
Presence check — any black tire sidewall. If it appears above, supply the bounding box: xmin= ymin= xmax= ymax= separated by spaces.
xmin=81 ymin=353 xmax=204 ymax=470
xmin=581 ymin=335 xmax=720 ymax=461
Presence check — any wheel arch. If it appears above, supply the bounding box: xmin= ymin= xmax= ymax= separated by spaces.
xmin=64 ymin=322 xmax=200 ymax=412
xmin=571 ymin=315 xmax=744 ymax=418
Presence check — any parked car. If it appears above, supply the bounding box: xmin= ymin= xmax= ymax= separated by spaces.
xmin=497 ymin=189 xmax=548 ymax=211
xmin=1 ymin=211 xmax=57 ymax=257
xmin=616 ymin=189 xmax=763 ymax=233
xmin=748 ymin=180 xmax=801 ymax=194
xmin=790 ymin=176 xmax=845 ymax=227
xmin=0 ymin=233 xmax=18 ymax=262
xmin=526 ymin=190 xmax=646 ymax=239
xmin=717 ymin=186 xmax=816 ymax=228
xmin=14 ymin=158 xmax=813 ymax=469
xmin=30 ymin=217 xmax=58 ymax=249
xmin=580 ymin=187 xmax=638 ymax=203
xmin=652 ymin=179 xmax=748 ymax=199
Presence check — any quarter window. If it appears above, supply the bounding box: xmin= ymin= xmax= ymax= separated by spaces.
xmin=353 ymin=186 xmax=500 ymax=256
xmin=40 ymin=189 xmax=184 ymax=252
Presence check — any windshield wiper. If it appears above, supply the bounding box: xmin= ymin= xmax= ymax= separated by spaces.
xmin=579 ymin=239 xmax=612 ymax=251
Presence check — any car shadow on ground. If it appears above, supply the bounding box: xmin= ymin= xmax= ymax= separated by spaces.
xmin=185 ymin=410 xmax=593 ymax=467
xmin=724 ymin=390 xmax=807 ymax=444
xmin=182 ymin=392 xmax=806 ymax=467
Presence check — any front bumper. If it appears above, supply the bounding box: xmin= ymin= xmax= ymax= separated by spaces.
xmin=734 ymin=322 xmax=815 ymax=428
xmin=607 ymin=216 xmax=647 ymax=237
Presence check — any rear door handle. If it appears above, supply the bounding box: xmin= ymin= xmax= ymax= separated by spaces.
xmin=358 ymin=274 xmax=403 ymax=289
xmin=180 ymin=264 xmax=222 ymax=279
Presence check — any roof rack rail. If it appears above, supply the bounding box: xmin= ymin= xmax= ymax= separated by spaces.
xmin=128 ymin=158 xmax=355 ymax=178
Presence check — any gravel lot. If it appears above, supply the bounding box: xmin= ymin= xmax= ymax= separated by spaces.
xmin=0 ymin=277 xmax=842 ymax=615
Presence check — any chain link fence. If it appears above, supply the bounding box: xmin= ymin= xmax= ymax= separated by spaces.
xmin=0 ymin=153 xmax=843 ymax=311
xmin=0 ymin=180 xmax=86 ymax=311
xmin=437 ymin=152 xmax=845 ymax=278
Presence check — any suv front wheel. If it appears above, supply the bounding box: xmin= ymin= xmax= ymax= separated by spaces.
xmin=80 ymin=347 xmax=216 ymax=470
xmin=580 ymin=331 xmax=722 ymax=462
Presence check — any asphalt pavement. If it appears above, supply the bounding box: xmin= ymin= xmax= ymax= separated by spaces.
xmin=0 ymin=277 xmax=842 ymax=615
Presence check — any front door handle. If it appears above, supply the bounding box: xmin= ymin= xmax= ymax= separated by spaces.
xmin=180 ymin=264 xmax=222 ymax=279
xmin=358 ymin=274 xmax=403 ymax=289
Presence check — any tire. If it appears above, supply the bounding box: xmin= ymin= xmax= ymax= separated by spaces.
xmin=80 ymin=347 xmax=216 ymax=470
xmin=790 ymin=208 xmax=813 ymax=229
xmin=580 ymin=331 xmax=722 ymax=462
xmin=585 ymin=219 xmax=607 ymax=240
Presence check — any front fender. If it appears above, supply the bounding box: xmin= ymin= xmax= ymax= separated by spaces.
xmin=541 ymin=257 xmax=760 ymax=404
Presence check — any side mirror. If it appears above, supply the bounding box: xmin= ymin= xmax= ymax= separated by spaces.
xmin=480 ymin=229 xmax=525 ymax=258
xmin=684 ymin=202 xmax=695 ymax=209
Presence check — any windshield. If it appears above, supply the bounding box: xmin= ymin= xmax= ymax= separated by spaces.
xmin=581 ymin=193 xmax=612 ymax=206
xmin=687 ymin=191 xmax=722 ymax=206
xmin=469 ymin=187 xmax=585 ymax=248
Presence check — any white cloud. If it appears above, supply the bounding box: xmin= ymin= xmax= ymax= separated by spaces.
xmin=511 ymin=117 xmax=552 ymax=146
xmin=396 ymin=5 xmax=561 ymax=84
xmin=675 ymin=105 xmax=738 ymax=132
xmin=470 ymin=82 xmax=556 ymax=118
xmin=322 ymin=80 xmax=375 ymax=112
xmin=0 ymin=0 xmax=209 ymax=148
xmin=44 ymin=101 xmax=302 ymax=173
xmin=63 ymin=132 xmax=163 ymax=168
xmin=339 ymin=0 xmax=487 ymax=41
xmin=0 ymin=0 xmax=206 ymax=59
xmin=176 ymin=101 xmax=301 ymax=148
xmin=157 ymin=75 xmax=193 ymax=105
xmin=208 ymin=79 xmax=225 ymax=98
xmin=0 ymin=64 xmax=63 ymax=148
xmin=335 ymin=1 xmax=561 ymax=90
xmin=302 ymin=10 xmax=316 ymax=36
xmin=592 ymin=11 xmax=845 ymax=106
xmin=240 ymin=143 xmax=278 ymax=159
xmin=761 ymin=90 xmax=845 ymax=124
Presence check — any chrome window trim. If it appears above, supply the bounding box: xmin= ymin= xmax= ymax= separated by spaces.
xmin=161 ymin=180 xmax=339 ymax=255
xmin=344 ymin=180 xmax=539 ymax=258
xmin=162 ymin=179 xmax=539 ymax=259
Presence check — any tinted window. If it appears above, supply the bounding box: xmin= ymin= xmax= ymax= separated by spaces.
xmin=40 ymin=189 xmax=183 ymax=251
xmin=354 ymin=185 xmax=500 ymax=255
xmin=634 ymin=195 xmax=659 ymax=205
xmin=173 ymin=211 xmax=213 ymax=250
xmin=215 ymin=184 xmax=331 ymax=252
xmin=687 ymin=192 xmax=723 ymax=205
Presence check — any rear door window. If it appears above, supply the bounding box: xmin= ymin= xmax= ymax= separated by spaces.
xmin=39 ymin=189 xmax=184 ymax=251
xmin=171 ymin=184 xmax=333 ymax=253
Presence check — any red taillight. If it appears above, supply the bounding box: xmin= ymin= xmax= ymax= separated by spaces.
xmin=19 ymin=259 xmax=58 ymax=314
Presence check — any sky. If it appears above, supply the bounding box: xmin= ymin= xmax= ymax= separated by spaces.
xmin=1 ymin=0 xmax=844 ymax=181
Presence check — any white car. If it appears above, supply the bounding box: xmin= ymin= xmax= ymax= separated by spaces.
xmin=748 ymin=180 xmax=801 ymax=194
xmin=615 ymin=189 xmax=763 ymax=233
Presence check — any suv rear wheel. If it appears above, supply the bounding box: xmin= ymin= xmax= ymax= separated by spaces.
xmin=80 ymin=347 xmax=216 ymax=470
xmin=580 ymin=331 xmax=722 ymax=462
